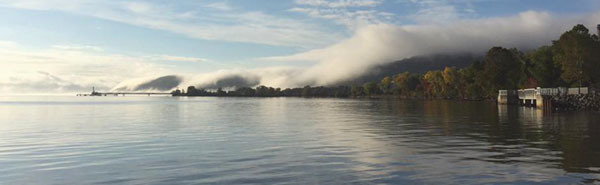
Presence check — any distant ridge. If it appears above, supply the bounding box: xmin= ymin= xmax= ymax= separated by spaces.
xmin=336 ymin=53 xmax=481 ymax=85
xmin=113 ymin=53 xmax=481 ymax=91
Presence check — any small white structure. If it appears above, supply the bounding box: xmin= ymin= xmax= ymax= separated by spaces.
xmin=498 ymin=87 xmax=592 ymax=109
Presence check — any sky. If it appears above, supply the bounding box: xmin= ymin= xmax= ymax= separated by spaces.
xmin=0 ymin=0 xmax=599 ymax=93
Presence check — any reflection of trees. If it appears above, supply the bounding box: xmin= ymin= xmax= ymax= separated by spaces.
xmin=552 ymin=113 xmax=600 ymax=173
xmin=355 ymin=99 xmax=600 ymax=176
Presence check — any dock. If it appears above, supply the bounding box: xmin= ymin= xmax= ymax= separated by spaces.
xmin=498 ymin=87 xmax=595 ymax=110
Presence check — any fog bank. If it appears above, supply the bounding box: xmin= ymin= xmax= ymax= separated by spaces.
xmin=115 ymin=11 xmax=600 ymax=91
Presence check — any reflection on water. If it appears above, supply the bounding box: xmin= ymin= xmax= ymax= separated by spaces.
xmin=0 ymin=96 xmax=599 ymax=184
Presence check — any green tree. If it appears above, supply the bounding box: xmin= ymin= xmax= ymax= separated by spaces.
xmin=457 ymin=61 xmax=485 ymax=99
xmin=552 ymin=24 xmax=600 ymax=87
xmin=302 ymin=85 xmax=311 ymax=97
xmin=528 ymin=46 xmax=562 ymax=87
xmin=216 ymin=88 xmax=226 ymax=96
xmin=442 ymin=67 xmax=459 ymax=98
xmin=392 ymin=72 xmax=421 ymax=97
xmin=424 ymin=70 xmax=444 ymax=97
xmin=406 ymin=74 xmax=422 ymax=96
xmin=483 ymin=47 xmax=523 ymax=96
xmin=186 ymin=86 xmax=197 ymax=95
xmin=363 ymin=82 xmax=380 ymax=96
xmin=510 ymin=48 xmax=532 ymax=89
xmin=350 ymin=85 xmax=364 ymax=97
xmin=392 ymin=72 xmax=410 ymax=95
xmin=255 ymin=85 xmax=269 ymax=96
xmin=379 ymin=76 xmax=393 ymax=94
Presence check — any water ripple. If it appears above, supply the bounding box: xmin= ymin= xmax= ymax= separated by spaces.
xmin=0 ymin=97 xmax=599 ymax=184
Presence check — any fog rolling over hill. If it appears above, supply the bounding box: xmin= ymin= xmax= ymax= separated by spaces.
xmin=109 ymin=11 xmax=600 ymax=92
xmin=111 ymin=53 xmax=480 ymax=91
xmin=0 ymin=0 xmax=599 ymax=94
xmin=112 ymin=74 xmax=262 ymax=92
xmin=334 ymin=53 xmax=479 ymax=86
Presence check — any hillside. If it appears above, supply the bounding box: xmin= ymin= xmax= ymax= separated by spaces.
xmin=336 ymin=53 xmax=480 ymax=85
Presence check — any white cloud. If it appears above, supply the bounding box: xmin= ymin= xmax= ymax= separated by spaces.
xmin=102 ymin=10 xmax=600 ymax=92
xmin=291 ymin=0 xmax=394 ymax=29
xmin=152 ymin=55 xmax=208 ymax=63
xmin=412 ymin=4 xmax=460 ymax=23
xmin=112 ymin=10 xmax=600 ymax=91
xmin=110 ymin=67 xmax=303 ymax=91
xmin=0 ymin=41 xmax=204 ymax=93
xmin=13 ymin=10 xmax=597 ymax=93
xmin=205 ymin=2 xmax=232 ymax=11
xmin=262 ymin=11 xmax=600 ymax=86
xmin=123 ymin=1 xmax=154 ymax=14
xmin=398 ymin=0 xmax=480 ymax=24
xmin=295 ymin=0 xmax=383 ymax=8
xmin=0 ymin=0 xmax=341 ymax=48
xmin=2 ymin=0 xmax=599 ymax=93
xmin=0 ymin=40 xmax=18 ymax=47
xmin=51 ymin=44 xmax=104 ymax=52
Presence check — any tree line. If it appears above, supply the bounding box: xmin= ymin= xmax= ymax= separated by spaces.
xmin=173 ymin=24 xmax=600 ymax=100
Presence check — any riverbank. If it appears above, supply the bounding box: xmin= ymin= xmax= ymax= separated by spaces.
xmin=174 ymin=91 xmax=600 ymax=112
xmin=552 ymin=94 xmax=600 ymax=111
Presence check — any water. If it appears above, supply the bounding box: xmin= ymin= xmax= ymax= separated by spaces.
xmin=0 ymin=96 xmax=599 ymax=185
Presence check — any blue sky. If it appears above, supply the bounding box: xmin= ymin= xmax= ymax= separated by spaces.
xmin=1 ymin=0 xmax=597 ymax=66
xmin=0 ymin=0 xmax=599 ymax=93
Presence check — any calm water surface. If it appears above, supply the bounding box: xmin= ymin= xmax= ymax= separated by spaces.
xmin=0 ymin=96 xmax=599 ymax=184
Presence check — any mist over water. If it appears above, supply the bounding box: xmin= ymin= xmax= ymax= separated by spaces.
xmin=1 ymin=97 xmax=599 ymax=184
